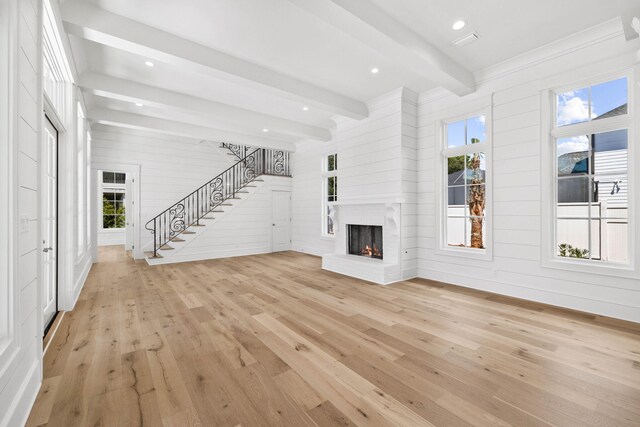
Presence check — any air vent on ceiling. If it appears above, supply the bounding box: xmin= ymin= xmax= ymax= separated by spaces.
xmin=453 ymin=32 xmax=479 ymax=47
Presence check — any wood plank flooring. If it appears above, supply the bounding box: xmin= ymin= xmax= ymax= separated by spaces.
xmin=27 ymin=245 xmax=640 ymax=426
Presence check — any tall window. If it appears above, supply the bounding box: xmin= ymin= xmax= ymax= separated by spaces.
xmin=442 ymin=114 xmax=489 ymax=252
xmin=76 ymin=103 xmax=85 ymax=255
xmin=552 ymin=77 xmax=630 ymax=264
xmin=322 ymin=153 xmax=337 ymax=236
xmin=102 ymin=171 xmax=126 ymax=229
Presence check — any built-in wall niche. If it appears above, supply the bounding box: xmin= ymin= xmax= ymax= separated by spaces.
xmin=347 ymin=225 xmax=383 ymax=259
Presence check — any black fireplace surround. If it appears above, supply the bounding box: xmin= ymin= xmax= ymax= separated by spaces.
xmin=347 ymin=225 xmax=383 ymax=259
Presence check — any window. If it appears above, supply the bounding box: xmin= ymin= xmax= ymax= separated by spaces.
xmin=551 ymin=76 xmax=630 ymax=265
xmin=322 ymin=154 xmax=337 ymax=236
xmin=102 ymin=171 xmax=127 ymax=229
xmin=77 ymin=103 xmax=85 ymax=256
xmin=440 ymin=114 xmax=490 ymax=254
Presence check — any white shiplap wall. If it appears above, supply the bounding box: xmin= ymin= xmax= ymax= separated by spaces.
xmin=291 ymin=139 xmax=335 ymax=256
xmin=292 ymin=88 xmax=419 ymax=280
xmin=91 ymin=126 xmax=232 ymax=253
xmin=0 ymin=0 xmax=42 ymax=425
xmin=416 ymin=38 xmax=640 ymax=322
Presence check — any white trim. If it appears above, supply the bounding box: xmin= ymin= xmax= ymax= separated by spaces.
xmin=435 ymin=106 xmax=493 ymax=261
xmin=541 ymin=69 xmax=639 ymax=278
xmin=321 ymin=152 xmax=338 ymax=238
xmin=91 ymin=162 xmax=142 ymax=259
xmin=474 ymin=18 xmax=624 ymax=85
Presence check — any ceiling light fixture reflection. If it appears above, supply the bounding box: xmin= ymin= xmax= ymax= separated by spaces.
xmin=145 ymin=61 xmax=155 ymax=67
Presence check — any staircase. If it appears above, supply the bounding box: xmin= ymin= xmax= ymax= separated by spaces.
xmin=144 ymin=145 xmax=291 ymax=261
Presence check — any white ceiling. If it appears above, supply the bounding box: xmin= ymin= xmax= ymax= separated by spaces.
xmin=61 ymin=0 xmax=637 ymax=147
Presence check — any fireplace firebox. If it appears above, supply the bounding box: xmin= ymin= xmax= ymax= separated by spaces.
xmin=347 ymin=225 xmax=383 ymax=260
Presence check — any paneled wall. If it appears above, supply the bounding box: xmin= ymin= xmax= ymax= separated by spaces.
xmin=292 ymin=89 xmax=419 ymax=279
xmin=416 ymin=36 xmax=640 ymax=322
xmin=0 ymin=0 xmax=42 ymax=425
xmin=90 ymin=126 xmax=235 ymax=253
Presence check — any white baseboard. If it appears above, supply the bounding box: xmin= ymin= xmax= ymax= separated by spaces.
xmin=1 ymin=359 xmax=40 ymax=427
xmin=417 ymin=267 xmax=640 ymax=323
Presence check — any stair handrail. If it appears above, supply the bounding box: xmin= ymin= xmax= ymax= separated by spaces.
xmin=144 ymin=146 xmax=291 ymax=258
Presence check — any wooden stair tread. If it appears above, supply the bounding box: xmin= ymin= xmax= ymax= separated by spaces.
xmin=160 ymin=245 xmax=174 ymax=250
xmin=170 ymin=237 xmax=185 ymax=243
xmin=182 ymin=230 xmax=196 ymax=234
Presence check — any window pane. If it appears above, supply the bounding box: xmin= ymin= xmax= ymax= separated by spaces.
xmin=327 ymin=154 xmax=336 ymax=171
xmin=447 ymin=186 xmax=466 ymax=207
xmin=103 ymin=215 xmax=116 ymax=228
xmin=467 ymin=185 xmax=486 ymax=218
xmin=446 ymin=216 xmax=466 ymax=247
xmin=103 ymin=171 xmax=114 ymax=183
xmin=466 ymin=216 xmax=486 ymax=249
xmin=447 ymin=120 xmax=465 ymax=148
xmin=556 ymin=136 xmax=589 ymax=176
xmin=557 ymin=176 xmax=590 ymax=206
xmin=593 ymin=174 xmax=627 ymax=212
xmin=592 ymin=129 xmax=627 ymax=175
xmin=557 ymin=87 xmax=589 ymax=126
xmin=115 ymin=215 xmax=126 ymax=228
xmin=327 ymin=177 xmax=336 ymax=202
xmin=327 ymin=205 xmax=334 ymax=235
xmin=447 ymin=155 xmax=465 ymax=185
xmin=557 ymin=219 xmax=590 ymax=258
xmin=602 ymin=219 xmax=628 ymax=263
xmin=114 ymin=172 xmax=126 ymax=184
xmin=465 ymin=153 xmax=485 ymax=185
xmin=591 ymin=78 xmax=627 ymax=119
xmin=467 ymin=115 xmax=486 ymax=145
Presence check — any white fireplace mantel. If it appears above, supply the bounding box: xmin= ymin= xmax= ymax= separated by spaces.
xmin=322 ymin=202 xmax=403 ymax=285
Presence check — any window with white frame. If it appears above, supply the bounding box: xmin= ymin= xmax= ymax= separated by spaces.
xmin=442 ymin=114 xmax=489 ymax=251
xmin=77 ymin=103 xmax=85 ymax=255
xmin=552 ymin=76 xmax=630 ymax=264
xmin=322 ymin=153 xmax=337 ymax=236
xmin=102 ymin=171 xmax=126 ymax=229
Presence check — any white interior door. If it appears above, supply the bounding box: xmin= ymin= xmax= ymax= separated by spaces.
xmin=272 ymin=191 xmax=291 ymax=252
xmin=42 ymin=117 xmax=58 ymax=331
xmin=124 ymin=176 xmax=134 ymax=252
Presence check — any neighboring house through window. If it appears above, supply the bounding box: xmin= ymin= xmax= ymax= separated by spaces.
xmin=552 ymin=76 xmax=630 ymax=264
xmin=322 ymin=153 xmax=337 ymax=236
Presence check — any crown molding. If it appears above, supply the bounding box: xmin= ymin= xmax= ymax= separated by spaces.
xmin=474 ymin=18 xmax=625 ymax=85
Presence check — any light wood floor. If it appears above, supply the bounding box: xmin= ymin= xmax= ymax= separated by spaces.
xmin=27 ymin=246 xmax=640 ymax=426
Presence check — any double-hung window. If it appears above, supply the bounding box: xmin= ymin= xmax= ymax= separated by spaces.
xmin=322 ymin=153 xmax=337 ymax=236
xmin=550 ymin=76 xmax=631 ymax=266
xmin=440 ymin=113 xmax=490 ymax=256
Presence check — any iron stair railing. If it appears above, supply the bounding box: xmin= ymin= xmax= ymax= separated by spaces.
xmin=145 ymin=147 xmax=291 ymax=258
xmin=221 ymin=142 xmax=251 ymax=161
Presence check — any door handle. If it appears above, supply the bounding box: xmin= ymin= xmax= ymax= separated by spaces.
xmin=43 ymin=247 xmax=53 ymax=252
xmin=272 ymin=224 xmax=275 ymax=226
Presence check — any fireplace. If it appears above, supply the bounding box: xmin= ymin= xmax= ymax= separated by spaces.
xmin=347 ymin=225 xmax=383 ymax=260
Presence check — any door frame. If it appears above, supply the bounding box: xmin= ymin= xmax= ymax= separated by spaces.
xmin=41 ymin=114 xmax=59 ymax=334
xmin=271 ymin=190 xmax=292 ymax=252
xmin=91 ymin=162 xmax=142 ymax=261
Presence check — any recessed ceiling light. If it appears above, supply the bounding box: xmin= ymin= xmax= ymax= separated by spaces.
xmin=262 ymin=128 xmax=269 ymax=133
xmin=135 ymin=102 xmax=143 ymax=107
xmin=452 ymin=20 xmax=466 ymax=30
xmin=145 ymin=61 xmax=154 ymax=67
xmin=371 ymin=67 xmax=379 ymax=74
xmin=302 ymin=106 xmax=309 ymax=111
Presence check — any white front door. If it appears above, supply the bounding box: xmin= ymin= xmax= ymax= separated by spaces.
xmin=42 ymin=117 xmax=58 ymax=331
xmin=272 ymin=191 xmax=291 ymax=252
xmin=124 ymin=176 xmax=134 ymax=252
